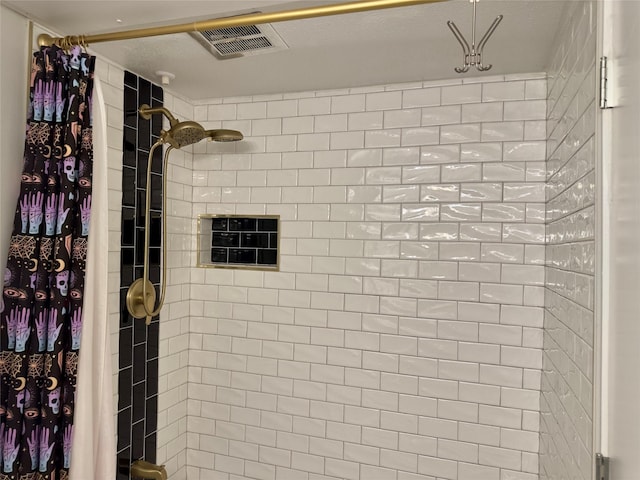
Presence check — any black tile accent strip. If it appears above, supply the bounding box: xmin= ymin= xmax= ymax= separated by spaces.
xmin=118 ymin=72 xmax=163 ymax=475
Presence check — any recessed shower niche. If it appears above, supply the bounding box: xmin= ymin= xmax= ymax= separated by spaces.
xmin=197 ymin=214 xmax=280 ymax=270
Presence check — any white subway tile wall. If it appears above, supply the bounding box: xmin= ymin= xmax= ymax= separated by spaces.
xmin=155 ymin=91 xmax=194 ymax=479
xmin=186 ymin=74 xmax=547 ymax=480
xmin=541 ymin=2 xmax=596 ymax=480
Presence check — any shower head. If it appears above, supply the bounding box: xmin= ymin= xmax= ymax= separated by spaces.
xmin=138 ymin=104 xmax=243 ymax=148
xmin=207 ymin=129 xmax=245 ymax=142
xmin=167 ymin=120 xmax=209 ymax=148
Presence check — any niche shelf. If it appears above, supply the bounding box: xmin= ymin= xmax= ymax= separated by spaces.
xmin=197 ymin=214 xmax=280 ymax=270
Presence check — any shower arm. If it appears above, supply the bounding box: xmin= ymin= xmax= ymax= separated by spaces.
xmin=37 ymin=0 xmax=447 ymax=49
xmin=139 ymin=104 xmax=179 ymax=127
xmin=126 ymin=139 xmax=171 ymax=325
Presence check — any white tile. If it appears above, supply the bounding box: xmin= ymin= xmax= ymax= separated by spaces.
xmin=481 ymin=121 xmax=524 ymax=141
xmin=384 ymin=147 xmax=421 ymax=166
xmin=458 ymin=462 xmax=499 ymax=480
xmin=438 ymin=399 xmax=478 ymax=422
xmin=418 ymin=455 xmax=457 ymax=478
xmin=332 ymin=94 xmax=366 ymax=113
xmin=298 ymin=133 xmax=330 ymax=151
xmin=442 ymin=84 xmax=482 ymax=104
xmin=462 ymin=102 xmax=503 ymax=123
xmin=382 ymin=185 xmax=420 ymax=203
xmin=402 ymin=127 xmax=440 ymax=146
xmin=237 ymin=102 xmax=266 ymax=119
xmin=441 ymin=163 xmax=482 ymax=182
xmin=440 ymin=124 xmax=481 ymax=144
xmin=365 ymin=129 xmax=402 ymax=148
xmin=366 ymin=91 xmax=402 ymax=111
xmin=503 ymin=141 xmax=547 ymax=162
xmin=440 ymin=203 xmax=482 ymax=222
xmin=348 ymin=111 xmax=383 ymax=130
xmin=385 ymin=109 xmax=422 ymax=128
xmin=483 ymin=81 xmax=525 ymax=101
xmin=461 ymin=143 xmax=502 ymax=163
xmin=348 ymin=148 xmax=382 ymax=167
xmin=315 ymin=114 xmax=348 ymax=132
xmin=422 ymin=105 xmax=461 ymax=126
xmin=403 ymin=88 xmax=441 ymax=108
xmin=299 ymin=97 xmax=331 ymax=115
xmin=330 ymin=131 xmax=365 ymax=150
xmin=420 ymin=144 xmax=460 ymax=165
xmin=504 ymin=100 xmax=546 ymax=120
xmin=314 ymin=150 xmax=347 ymax=168
xmin=252 ymin=119 xmax=282 ymax=136
xmin=421 ymin=184 xmax=459 ymax=203
xmin=283 ymin=116 xmax=314 ymax=134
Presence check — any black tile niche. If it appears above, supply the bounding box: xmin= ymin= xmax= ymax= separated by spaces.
xmin=203 ymin=216 xmax=279 ymax=269
xmin=117 ymin=71 xmax=162 ymax=480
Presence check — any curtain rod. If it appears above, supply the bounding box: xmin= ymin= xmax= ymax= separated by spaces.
xmin=37 ymin=0 xmax=447 ymax=48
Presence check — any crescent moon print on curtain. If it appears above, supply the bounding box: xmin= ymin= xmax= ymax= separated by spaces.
xmin=0 ymin=45 xmax=95 ymax=480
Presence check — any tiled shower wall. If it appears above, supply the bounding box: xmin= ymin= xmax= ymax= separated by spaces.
xmin=92 ymin=55 xmax=194 ymax=478
xmin=541 ymin=2 xmax=597 ymax=479
xmin=154 ymin=95 xmax=196 ymax=477
xmin=186 ymin=74 xmax=547 ymax=480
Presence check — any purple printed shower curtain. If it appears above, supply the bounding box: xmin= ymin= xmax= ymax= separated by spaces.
xmin=0 ymin=45 xmax=95 ymax=480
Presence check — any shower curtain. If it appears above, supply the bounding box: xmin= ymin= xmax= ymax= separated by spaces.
xmin=0 ymin=44 xmax=95 ymax=479
xmin=68 ymin=74 xmax=115 ymax=480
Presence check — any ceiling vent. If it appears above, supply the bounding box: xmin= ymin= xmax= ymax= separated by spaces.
xmin=190 ymin=17 xmax=288 ymax=59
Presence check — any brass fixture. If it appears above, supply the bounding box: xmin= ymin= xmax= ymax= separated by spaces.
xmin=138 ymin=104 xmax=243 ymax=147
xmin=37 ymin=0 xmax=447 ymax=48
xmin=125 ymin=105 xmax=242 ymax=325
xmin=130 ymin=460 xmax=167 ymax=480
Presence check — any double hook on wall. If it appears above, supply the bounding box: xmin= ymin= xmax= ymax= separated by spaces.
xmin=447 ymin=0 xmax=503 ymax=73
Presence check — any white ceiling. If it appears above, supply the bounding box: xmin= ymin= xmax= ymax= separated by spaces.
xmin=4 ymin=0 xmax=568 ymax=101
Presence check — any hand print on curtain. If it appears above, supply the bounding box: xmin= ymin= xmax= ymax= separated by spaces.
xmin=0 ymin=45 xmax=95 ymax=480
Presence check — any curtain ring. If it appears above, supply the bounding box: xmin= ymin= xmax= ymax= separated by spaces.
xmin=79 ymin=35 xmax=89 ymax=53
xmin=60 ymin=36 xmax=72 ymax=53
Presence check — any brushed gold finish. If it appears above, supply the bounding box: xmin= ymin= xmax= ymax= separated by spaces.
xmin=130 ymin=460 xmax=167 ymax=480
xmin=125 ymin=139 xmax=169 ymax=324
xmin=126 ymin=106 xmax=243 ymax=324
xmin=210 ymin=129 xmax=244 ymax=142
xmin=125 ymin=278 xmax=157 ymax=325
xmin=139 ymin=104 xmax=243 ymax=148
xmin=37 ymin=0 xmax=446 ymax=48
xmin=138 ymin=104 xmax=177 ymax=123
xmin=27 ymin=21 xmax=33 ymax=101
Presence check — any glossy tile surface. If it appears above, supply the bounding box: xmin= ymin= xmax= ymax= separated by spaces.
xmin=541 ymin=3 xmax=597 ymax=480
xmin=187 ymin=73 xmax=547 ymax=480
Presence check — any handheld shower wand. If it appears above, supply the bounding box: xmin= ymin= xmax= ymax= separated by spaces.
xmin=126 ymin=105 xmax=243 ymax=324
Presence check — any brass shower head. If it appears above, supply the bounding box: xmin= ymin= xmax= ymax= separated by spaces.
xmin=138 ymin=104 xmax=243 ymax=148
xmin=207 ymin=129 xmax=244 ymax=142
